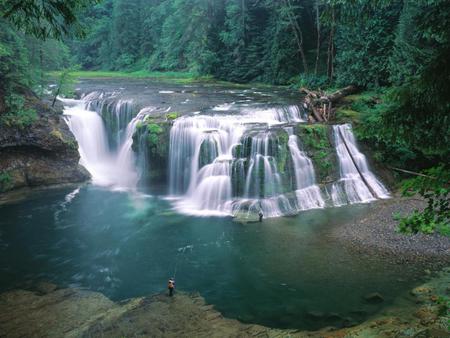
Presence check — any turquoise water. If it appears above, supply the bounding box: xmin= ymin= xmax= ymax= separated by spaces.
xmin=0 ymin=185 xmax=423 ymax=330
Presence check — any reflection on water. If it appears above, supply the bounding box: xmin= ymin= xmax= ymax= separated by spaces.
xmin=0 ymin=186 xmax=425 ymax=330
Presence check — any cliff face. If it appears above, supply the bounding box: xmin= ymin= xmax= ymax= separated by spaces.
xmin=0 ymin=96 xmax=89 ymax=193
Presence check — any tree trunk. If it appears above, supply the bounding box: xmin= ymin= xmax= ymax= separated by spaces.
xmin=314 ymin=0 xmax=320 ymax=75
xmin=326 ymin=6 xmax=335 ymax=80
xmin=283 ymin=0 xmax=309 ymax=73
xmin=300 ymin=85 xmax=358 ymax=122
xmin=337 ymin=127 xmax=379 ymax=199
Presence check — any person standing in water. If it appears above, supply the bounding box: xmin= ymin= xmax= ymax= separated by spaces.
xmin=258 ymin=210 xmax=263 ymax=222
xmin=168 ymin=278 xmax=175 ymax=297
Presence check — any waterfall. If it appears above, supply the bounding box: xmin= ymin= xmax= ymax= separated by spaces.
xmin=63 ymin=88 xmax=389 ymax=217
xmin=168 ymin=107 xmax=307 ymax=217
xmin=240 ymin=131 xmax=296 ymax=217
xmin=286 ymin=128 xmax=325 ymax=211
xmin=332 ymin=124 xmax=389 ymax=205
xmin=168 ymin=115 xmax=244 ymax=215
xmin=62 ymin=93 xmax=144 ymax=190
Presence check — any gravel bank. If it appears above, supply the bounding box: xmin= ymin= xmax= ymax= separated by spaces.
xmin=331 ymin=197 xmax=450 ymax=266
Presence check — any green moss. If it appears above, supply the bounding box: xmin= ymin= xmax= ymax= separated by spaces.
xmin=166 ymin=112 xmax=179 ymax=120
xmin=297 ymin=124 xmax=334 ymax=182
xmin=147 ymin=123 xmax=163 ymax=135
xmin=50 ymin=129 xmax=64 ymax=141
xmin=0 ymin=171 xmax=13 ymax=192
xmin=335 ymin=108 xmax=360 ymax=123
xmin=275 ymin=132 xmax=289 ymax=174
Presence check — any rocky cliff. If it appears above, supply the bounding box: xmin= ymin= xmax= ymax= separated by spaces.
xmin=0 ymin=93 xmax=89 ymax=193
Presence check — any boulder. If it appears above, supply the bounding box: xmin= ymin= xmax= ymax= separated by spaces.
xmin=364 ymin=292 xmax=384 ymax=304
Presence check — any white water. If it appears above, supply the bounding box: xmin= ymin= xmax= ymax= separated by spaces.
xmin=332 ymin=124 xmax=390 ymax=205
xmin=168 ymin=106 xmax=306 ymax=217
xmin=62 ymin=88 xmax=389 ymax=217
xmin=62 ymin=95 xmax=141 ymax=189
xmin=286 ymin=128 xmax=325 ymax=211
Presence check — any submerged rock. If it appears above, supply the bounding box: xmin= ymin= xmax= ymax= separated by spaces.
xmin=364 ymin=292 xmax=385 ymax=304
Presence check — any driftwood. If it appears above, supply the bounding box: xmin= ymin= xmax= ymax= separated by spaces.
xmin=389 ymin=166 xmax=437 ymax=179
xmin=301 ymin=85 xmax=358 ymax=122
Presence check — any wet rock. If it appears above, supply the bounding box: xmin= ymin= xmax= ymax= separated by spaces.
xmin=420 ymin=328 xmax=450 ymax=338
xmin=413 ymin=307 xmax=437 ymax=325
xmin=342 ymin=316 xmax=357 ymax=328
xmin=0 ymin=95 xmax=89 ymax=193
xmin=35 ymin=281 xmax=58 ymax=294
xmin=411 ymin=286 xmax=432 ymax=297
xmin=364 ymin=292 xmax=384 ymax=304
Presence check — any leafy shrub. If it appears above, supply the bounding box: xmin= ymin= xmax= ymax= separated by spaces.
xmin=0 ymin=94 xmax=37 ymax=128
xmin=396 ymin=166 xmax=449 ymax=236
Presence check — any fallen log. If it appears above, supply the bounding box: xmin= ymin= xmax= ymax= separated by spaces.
xmin=337 ymin=127 xmax=379 ymax=199
xmin=300 ymin=85 xmax=358 ymax=122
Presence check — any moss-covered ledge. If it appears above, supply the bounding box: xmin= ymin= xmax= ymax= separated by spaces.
xmin=132 ymin=112 xmax=179 ymax=185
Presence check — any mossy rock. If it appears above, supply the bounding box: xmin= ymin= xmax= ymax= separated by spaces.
xmin=132 ymin=120 xmax=171 ymax=184
xmin=295 ymin=124 xmax=337 ymax=183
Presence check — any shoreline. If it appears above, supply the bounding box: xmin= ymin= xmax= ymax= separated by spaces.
xmin=330 ymin=196 xmax=450 ymax=267
xmin=0 ymin=269 xmax=448 ymax=337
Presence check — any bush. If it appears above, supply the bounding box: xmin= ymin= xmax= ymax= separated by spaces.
xmin=0 ymin=93 xmax=37 ymax=128
xmin=395 ymin=166 xmax=449 ymax=236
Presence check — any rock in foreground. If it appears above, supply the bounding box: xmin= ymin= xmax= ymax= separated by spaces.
xmin=0 ymin=269 xmax=448 ymax=338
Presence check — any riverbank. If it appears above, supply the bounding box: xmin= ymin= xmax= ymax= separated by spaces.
xmin=0 ymin=268 xmax=448 ymax=338
xmin=46 ymin=70 xmax=285 ymax=87
xmin=332 ymin=196 xmax=450 ymax=266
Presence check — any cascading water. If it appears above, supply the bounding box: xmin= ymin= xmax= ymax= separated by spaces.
xmin=62 ymin=92 xmax=145 ymax=189
xmin=331 ymin=124 xmax=389 ymax=205
xmin=168 ymin=105 xmax=312 ymax=217
xmin=62 ymin=86 xmax=389 ymax=216
xmin=168 ymin=115 xmax=244 ymax=215
xmin=286 ymin=128 xmax=325 ymax=211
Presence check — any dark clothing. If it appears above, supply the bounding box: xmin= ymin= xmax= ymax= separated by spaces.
xmin=259 ymin=212 xmax=263 ymax=222
xmin=168 ymin=279 xmax=175 ymax=297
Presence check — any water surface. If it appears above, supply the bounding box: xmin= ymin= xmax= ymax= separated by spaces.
xmin=0 ymin=185 xmax=424 ymax=330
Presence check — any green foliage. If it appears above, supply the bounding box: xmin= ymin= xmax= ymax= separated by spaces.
xmin=291 ymin=74 xmax=329 ymax=90
xmin=0 ymin=0 xmax=98 ymax=40
xmin=0 ymin=170 xmax=12 ymax=192
xmin=0 ymin=93 xmax=37 ymax=128
xmin=51 ymin=68 xmax=78 ymax=101
xmin=147 ymin=123 xmax=163 ymax=146
xmin=334 ymin=1 xmax=402 ymax=87
xmin=166 ymin=112 xmax=179 ymax=120
xmin=381 ymin=0 xmax=450 ymax=166
xmin=298 ymin=125 xmax=333 ymax=181
xmin=396 ymin=166 xmax=450 ymax=236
